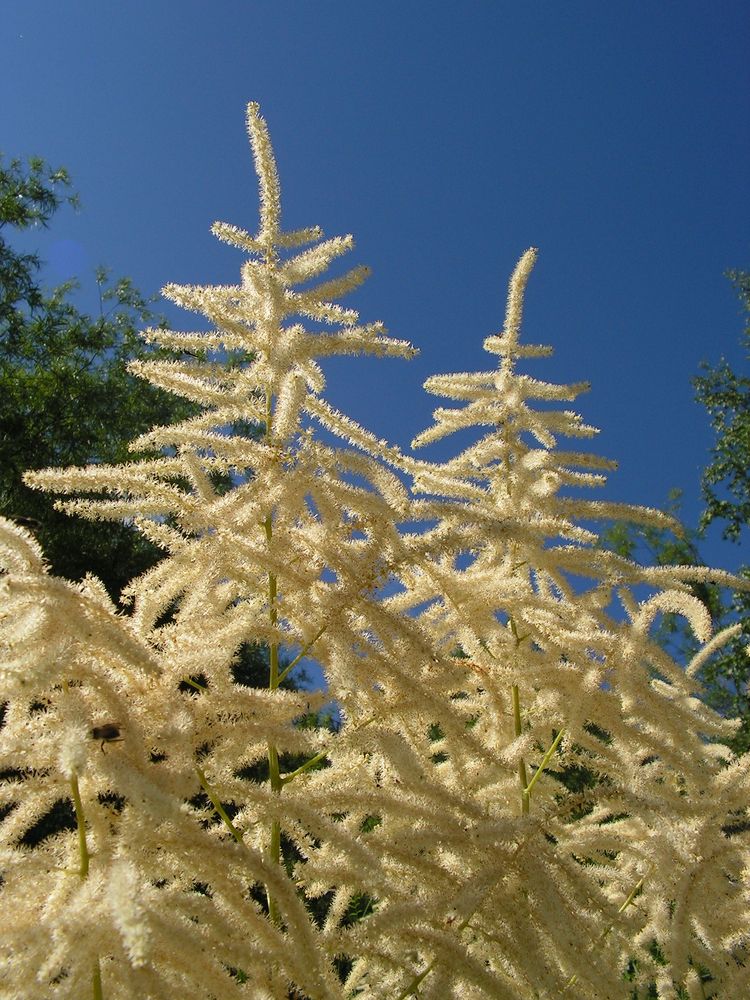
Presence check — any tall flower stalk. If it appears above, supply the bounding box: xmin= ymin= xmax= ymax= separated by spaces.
xmin=5 ymin=102 xmax=426 ymax=998
xmin=383 ymin=248 xmax=750 ymax=996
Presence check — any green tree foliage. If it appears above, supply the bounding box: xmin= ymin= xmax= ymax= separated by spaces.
xmin=0 ymin=155 xmax=197 ymax=598
xmin=602 ymin=273 xmax=750 ymax=754
xmin=695 ymin=270 xmax=750 ymax=543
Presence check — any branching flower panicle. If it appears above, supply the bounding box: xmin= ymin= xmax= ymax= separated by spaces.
xmin=0 ymin=106 xmax=747 ymax=1000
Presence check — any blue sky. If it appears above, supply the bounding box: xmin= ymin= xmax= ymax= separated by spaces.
xmin=2 ymin=1 xmax=748 ymax=575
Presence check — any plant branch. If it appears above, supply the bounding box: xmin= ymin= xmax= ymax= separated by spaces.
xmin=69 ymin=772 xmax=90 ymax=879
xmin=195 ymin=766 xmax=244 ymax=845
xmin=92 ymin=959 xmax=103 ymax=1000
xmin=264 ymin=387 xmax=283 ymax=925
xmin=523 ymin=728 xmax=565 ymax=801
xmin=276 ymin=622 xmax=329 ymax=687
xmin=280 ymin=749 xmax=328 ymax=786
xmin=511 ymin=683 xmax=530 ymax=815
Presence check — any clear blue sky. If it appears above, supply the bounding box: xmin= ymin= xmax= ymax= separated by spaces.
xmin=2 ymin=1 xmax=748 ymax=574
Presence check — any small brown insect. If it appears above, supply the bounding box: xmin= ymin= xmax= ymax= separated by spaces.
xmin=91 ymin=722 xmax=123 ymax=752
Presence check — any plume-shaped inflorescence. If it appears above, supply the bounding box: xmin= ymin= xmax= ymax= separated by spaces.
xmin=1 ymin=105 xmax=748 ymax=999
xmin=379 ymin=249 xmax=750 ymax=997
xmin=5 ymin=101 xmax=429 ymax=999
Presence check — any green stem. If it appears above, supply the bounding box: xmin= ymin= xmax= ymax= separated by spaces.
xmin=195 ymin=767 xmax=244 ymax=845
xmin=511 ymin=684 xmax=529 ymax=815
xmin=509 ymin=616 xmax=530 ymax=645
xmin=195 ymin=763 xmax=290 ymax=937
xmin=265 ymin=387 xmax=273 ymax=441
xmin=70 ymin=773 xmax=103 ymax=998
xmin=92 ymin=958 xmax=103 ymax=1000
xmin=523 ymin=728 xmax=565 ymax=801
xmin=507 ymin=615 xmax=532 ymax=815
xmin=268 ymin=634 xmax=280 ymax=686
xmin=396 ymin=793 xmax=540 ymax=999
xmin=615 ymin=876 xmax=644 ymax=917
xmin=281 ymin=749 xmax=328 ymax=785
xmin=276 ymin=622 xmax=328 ymax=687
xmin=263 ymin=389 xmax=283 ymax=925
xmin=396 ymin=902 xmax=479 ymax=999
xmin=69 ymin=773 xmax=90 ymax=879
xmin=181 ymin=675 xmax=207 ymax=692
xmin=281 ymin=714 xmax=376 ymax=787
xmin=562 ymin=874 xmax=646 ymax=993
xmin=266 ymin=744 xmax=282 ymax=925
xmin=396 ymin=965 xmax=432 ymax=1000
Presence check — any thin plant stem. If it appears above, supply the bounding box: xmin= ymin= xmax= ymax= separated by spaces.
xmin=507 ymin=616 xmax=532 ymax=815
xmin=523 ymin=728 xmax=565 ymax=801
xmin=69 ymin=773 xmax=90 ymax=879
xmin=511 ymin=684 xmax=529 ymax=815
xmin=396 ymin=826 xmax=538 ymax=998
xmin=281 ymin=714 xmax=376 ymax=786
xmin=616 ymin=876 xmax=645 ymax=915
xmin=562 ymin=873 xmax=648 ymax=993
xmin=92 ymin=958 xmax=103 ymax=1000
xmin=181 ymin=675 xmax=207 ymax=692
xmin=195 ymin=766 xmax=244 ymax=845
xmin=276 ymin=622 xmax=328 ymax=687
xmin=396 ymin=965 xmax=432 ymax=1000
xmin=264 ymin=388 xmax=283 ymax=926
xmin=67 ymin=675 xmax=102 ymax=999
xmin=281 ymin=749 xmax=328 ymax=786
xmin=70 ymin=772 xmax=103 ymax=998
xmin=395 ymin=901 xmax=481 ymax=999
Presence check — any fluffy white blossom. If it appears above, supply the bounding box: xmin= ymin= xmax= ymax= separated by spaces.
xmin=1 ymin=103 xmax=747 ymax=999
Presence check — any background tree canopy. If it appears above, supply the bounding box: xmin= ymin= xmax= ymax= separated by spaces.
xmin=0 ymin=155 xmax=197 ymax=599
xmin=602 ymin=273 xmax=750 ymax=754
